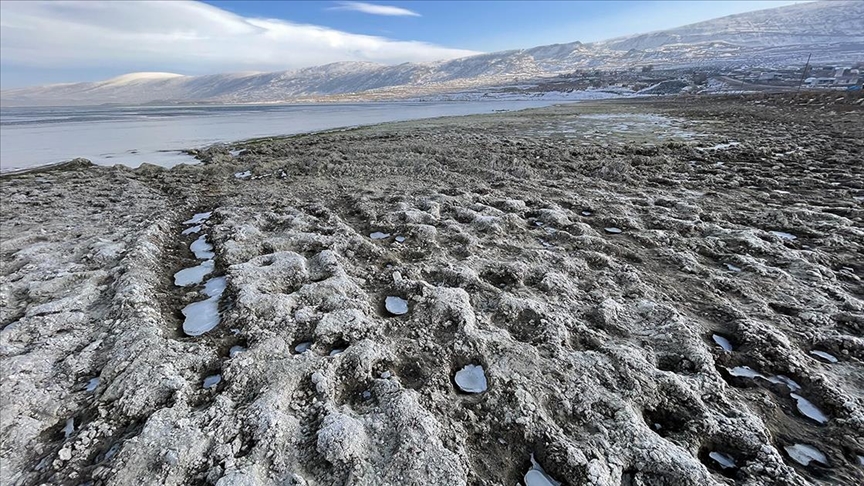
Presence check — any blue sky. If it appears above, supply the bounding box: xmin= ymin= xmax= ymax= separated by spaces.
xmin=1 ymin=1 xmax=806 ymax=88
xmin=204 ymin=1 xmax=803 ymax=51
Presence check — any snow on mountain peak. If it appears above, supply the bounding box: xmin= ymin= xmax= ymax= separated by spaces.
xmin=101 ymin=72 xmax=186 ymax=85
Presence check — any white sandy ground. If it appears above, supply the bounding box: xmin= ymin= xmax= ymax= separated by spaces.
xmin=1 ymin=93 xmax=863 ymax=485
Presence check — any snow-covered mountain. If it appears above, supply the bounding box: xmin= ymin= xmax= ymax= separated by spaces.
xmin=3 ymin=1 xmax=862 ymax=107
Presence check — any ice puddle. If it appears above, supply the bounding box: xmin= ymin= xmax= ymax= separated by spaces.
xmin=712 ymin=334 xmax=733 ymax=352
xmin=203 ymin=374 xmax=222 ymax=389
xmin=727 ymin=366 xmax=829 ymax=424
xmin=178 ymin=211 xmax=226 ymax=336
xmin=784 ymin=443 xmax=828 ymax=467
xmin=454 ymin=364 xmax=487 ymax=393
xmin=524 ymin=454 xmax=561 ymax=486
xmin=385 ymin=296 xmax=409 ymax=316
xmin=85 ymin=377 xmax=100 ymax=392
xmin=174 ymin=260 xmax=215 ymax=286
xmin=182 ymin=277 xmax=226 ymax=336
xmin=810 ymin=350 xmax=838 ymax=363
xmin=190 ymin=235 xmax=215 ymax=259
xmin=183 ymin=212 xmax=211 ymax=225
xmin=708 ymin=451 xmax=736 ymax=470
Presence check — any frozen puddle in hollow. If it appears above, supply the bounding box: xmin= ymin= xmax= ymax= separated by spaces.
xmin=234 ymin=171 xmax=251 ymax=179
xmin=524 ymin=454 xmax=561 ymax=486
xmin=727 ymin=366 xmax=763 ymax=379
xmin=454 ymin=364 xmax=487 ymax=393
xmin=182 ymin=277 xmax=226 ymax=336
xmin=63 ymin=418 xmax=75 ymax=439
xmin=329 ymin=348 xmax=344 ymax=357
xmin=604 ymin=227 xmax=622 ymax=234
xmin=174 ymin=260 xmax=215 ymax=286
xmin=767 ymin=375 xmax=801 ymax=392
xmin=712 ymin=334 xmax=733 ymax=352
xmin=727 ymin=366 xmax=801 ymax=390
xmin=85 ymin=377 xmax=101 ymax=392
xmin=790 ymin=393 xmax=828 ymax=424
xmin=810 ymin=350 xmax=838 ymax=363
xmin=725 ymin=263 xmax=742 ymax=272
xmin=229 ymin=345 xmax=246 ymax=358
xmin=294 ymin=342 xmax=312 ymax=354
xmin=104 ymin=443 xmax=121 ymax=461
xmin=395 ymin=236 xmax=406 ymax=243
xmin=182 ymin=225 xmax=201 ymax=235
xmin=370 ymin=231 xmax=390 ymax=240
xmin=190 ymin=235 xmax=215 ymax=259
xmin=770 ymin=231 xmax=797 ymax=241
xmin=726 ymin=365 xmax=828 ymax=422
xmin=784 ymin=443 xmax=828 ymax=467
xmin=708 ymin=451 xmax=736 ymax=470
xmin=385 ymin=296 xmax=409 ymax=316
xmin=203 ymin=374 xmax=222 ymax=389
xmin=183 ymin=212 xmax=211 ymax=225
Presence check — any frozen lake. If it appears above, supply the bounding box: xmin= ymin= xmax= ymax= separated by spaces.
xmin=0 ymin=101 xmax=561 ymax=172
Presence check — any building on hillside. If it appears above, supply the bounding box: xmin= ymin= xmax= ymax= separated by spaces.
xmin=804 ymin=77 xmax=838 ymax=87
xmin=834 ymin=68 xmax=861 ymax=86
xmin=757 ymin=72 xmax=783 ymax=81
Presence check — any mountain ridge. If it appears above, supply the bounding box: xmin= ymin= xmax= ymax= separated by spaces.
xmin=3 ymin=1 xmax=862 ymax=107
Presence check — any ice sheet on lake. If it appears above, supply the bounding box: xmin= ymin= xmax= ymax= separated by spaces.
xmin=1 ymin=101 xmax=574 ymax=173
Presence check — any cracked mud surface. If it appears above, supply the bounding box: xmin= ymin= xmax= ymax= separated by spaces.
xmin=2 ymin=93 xmax=863 ymax=485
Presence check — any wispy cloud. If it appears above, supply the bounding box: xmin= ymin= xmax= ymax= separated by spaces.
xmin=331 ymin=2 xmax=421 ymax=17
xmin=0 ymin=1 xmax=473 ymax=86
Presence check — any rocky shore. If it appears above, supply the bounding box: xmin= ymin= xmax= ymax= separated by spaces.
xmin=2 ymin=93 xmax=863 ymax=485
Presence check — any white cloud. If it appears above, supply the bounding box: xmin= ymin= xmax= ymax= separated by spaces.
xmin=331 ymin=2 xmax=421 ymax=17
xmin=0 ymin=1 xmax=474 ymax=78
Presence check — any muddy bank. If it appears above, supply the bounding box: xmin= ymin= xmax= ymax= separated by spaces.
xmin=1 ymin=93 xmax=863 ymax=485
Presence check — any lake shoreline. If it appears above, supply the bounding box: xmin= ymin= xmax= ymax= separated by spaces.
xmin=0 ymin=99 xmax=587 ymax=173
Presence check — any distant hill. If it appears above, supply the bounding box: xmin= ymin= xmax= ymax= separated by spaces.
xmin=3 ymin=1 xmax=862 ymax=106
